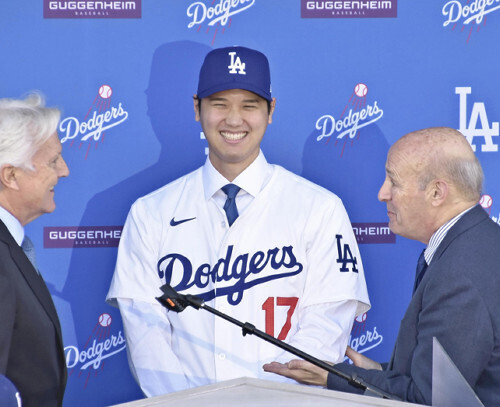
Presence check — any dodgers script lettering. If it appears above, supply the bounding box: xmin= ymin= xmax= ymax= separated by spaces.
xmin=59 ymin=103 xmax=128 ymax=143
xmin=442 ymin=0 xmax=500 ymax=26
xmin=157 ymin=245 xmax=303 ymax=305
xmin=187 ymin=0 xmax=255 ymax=27
xmin=315 ymin=101 xmax=383 ymax=141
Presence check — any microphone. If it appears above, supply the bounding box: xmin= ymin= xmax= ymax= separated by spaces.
xmin=156 ymin=283 xmax=400 ymax=401
xmin=156 ymin=283 xmax=203 ymax=312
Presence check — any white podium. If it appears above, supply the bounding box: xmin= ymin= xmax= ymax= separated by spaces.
xmin=109 ymin=377 xmax=420 ymax=407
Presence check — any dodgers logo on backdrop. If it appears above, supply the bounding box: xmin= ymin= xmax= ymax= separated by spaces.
xmin=59 ymin=85 xmax=129 ymax=159
xmin=456 ymin=86 xmax=499 ymax=152
xmin=345 ymin=313 xmax=384 ymax=362
xmin=65 ymin=313 xmax=126 ymax=388
xmin=314 ymin=83 xmax=384 ymax=152
xmin=442 ymin=0 xmax=500 ymax=42
xmin=301 ymin=0 xmax=397 ymax=18
xmin=186 ymin=0 xmax=255 ymax=44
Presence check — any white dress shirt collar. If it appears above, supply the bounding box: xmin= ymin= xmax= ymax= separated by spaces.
xmin=202 ymin=150 xmax=272 ymax=200
xmin=424 ymin=204 xmax=476 ymax=265
xmin=0 ymin=205 xmax=24 ymax=246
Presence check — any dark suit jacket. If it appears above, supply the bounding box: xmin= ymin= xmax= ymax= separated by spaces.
xmin=0 ymin=221 xmax=67 ymax=407
xmin=327 ymin=205 xmax=500 ymax=406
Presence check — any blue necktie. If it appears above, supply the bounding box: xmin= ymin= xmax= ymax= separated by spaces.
xmin=22 ymin=235 xmax=38 ymax=271
xmin=222 ymin=184 xmax=241 ymax=226
xmin=413 ymin=249 xmax=428 ymax=293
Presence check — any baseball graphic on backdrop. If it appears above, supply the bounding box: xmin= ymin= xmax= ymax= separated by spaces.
xmin=479 ymin=194 xmax=493 ymax=209
xmin=355 ymin=312 xmax=367 ymax=323
xmin=354 ymin=83 xmax=368 ymax=97
xmin=98 ymin=313 xmax=112 ymax=327
xmin=98 ymin=84 xmax=113 ymax=99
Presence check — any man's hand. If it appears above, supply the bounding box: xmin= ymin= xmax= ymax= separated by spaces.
xmin=263 ymin=347 xmax=382 ymax=387
xmin=262 ymin=360 xmax=329 ymax=387
xmin=345 ymin=346 xmax=382 ymax=370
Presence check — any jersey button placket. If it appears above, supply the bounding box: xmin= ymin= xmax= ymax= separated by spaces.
xmin=213 ymin=289 xmax=226 ymax=380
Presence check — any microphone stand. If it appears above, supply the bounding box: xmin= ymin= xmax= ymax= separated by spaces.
xmin=156 ymin=284 xmax=400 ymax=401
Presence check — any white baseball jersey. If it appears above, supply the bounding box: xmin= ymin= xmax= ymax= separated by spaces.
xmin=107 ymin=151 xmax=370 ymax=396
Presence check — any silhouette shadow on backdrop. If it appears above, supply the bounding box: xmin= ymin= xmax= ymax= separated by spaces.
xmin=301 ymin=123 xmax=388 ymax=221
xmin=301 ymin=124 xmax=417 ymax=362
xmin=61 ymin=41 xmax=212 ymax=406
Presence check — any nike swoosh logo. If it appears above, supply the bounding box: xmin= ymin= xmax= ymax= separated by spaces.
xmin=170 ymin=217 xmax=196 ymax=226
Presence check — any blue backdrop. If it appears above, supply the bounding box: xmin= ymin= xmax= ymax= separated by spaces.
xmin=1 ymin=1 xmax=499 ymax=405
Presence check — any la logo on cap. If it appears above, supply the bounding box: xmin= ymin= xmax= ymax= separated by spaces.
xmin=228 ymin=51 xmax=246 ymax=75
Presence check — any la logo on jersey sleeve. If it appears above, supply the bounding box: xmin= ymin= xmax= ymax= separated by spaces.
xmin=335 ymin=234 xmax=358 ymax=273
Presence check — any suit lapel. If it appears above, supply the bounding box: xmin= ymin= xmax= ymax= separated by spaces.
xmin=409 ymin=205 xmax=487 ymax=298
xmin=432 ymin=205 xmax=487 ymax=263
xmin=388 ymin=206 xmax=488 ymax=370
xmin=0 ymin=221 xmax=63 ymax=340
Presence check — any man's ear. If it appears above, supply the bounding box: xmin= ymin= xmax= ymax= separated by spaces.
xmin=428 ymin=179 xmax=449 ymax=207
xmin=268 ymin=97 xmax=276 ymax=124
xmin=193 ymin=95 xmax=201 ymax=122
xmin=0 ymin=165 xmax=20 ymax=190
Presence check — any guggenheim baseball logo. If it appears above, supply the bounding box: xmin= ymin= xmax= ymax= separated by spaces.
xmin=59 ymin=85 xmax=129 ymax=159
xmin=44 ymin=0 xmax=141 ymax=18
xmin=44 ymin=226 xmax=122 ymax=248
xmin=301 ymin=0 xmax=397 ymax=18
xmin=352 ymin=223 xmax=395 ymax=244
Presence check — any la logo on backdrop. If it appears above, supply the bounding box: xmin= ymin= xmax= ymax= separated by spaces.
xmin=456 ymin=86 xmax=499 ymax=153
xmin=455 ymin=86 xmax=500 ymax=224
xmin=186 ymin=0 xmax=255 ymax=44
xmin=442 ymin=0 xmax=500 ymax=42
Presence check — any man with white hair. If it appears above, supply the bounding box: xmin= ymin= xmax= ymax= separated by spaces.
xmin=0 ymin=93 xmax=69 ymax=407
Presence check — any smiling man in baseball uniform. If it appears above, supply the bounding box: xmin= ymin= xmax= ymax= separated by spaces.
xmin=106 ymin=46 xmax=370 ymax=397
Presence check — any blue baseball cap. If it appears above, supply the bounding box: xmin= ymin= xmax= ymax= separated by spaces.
xmin=197 ymin=46 xmax=272 ymax=102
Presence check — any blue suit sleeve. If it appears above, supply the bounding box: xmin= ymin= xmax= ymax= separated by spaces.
xmin=0 ymin=272 xmax=15 ymax=374
xmin=327 ymin=268 xmax=493 ymax=405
